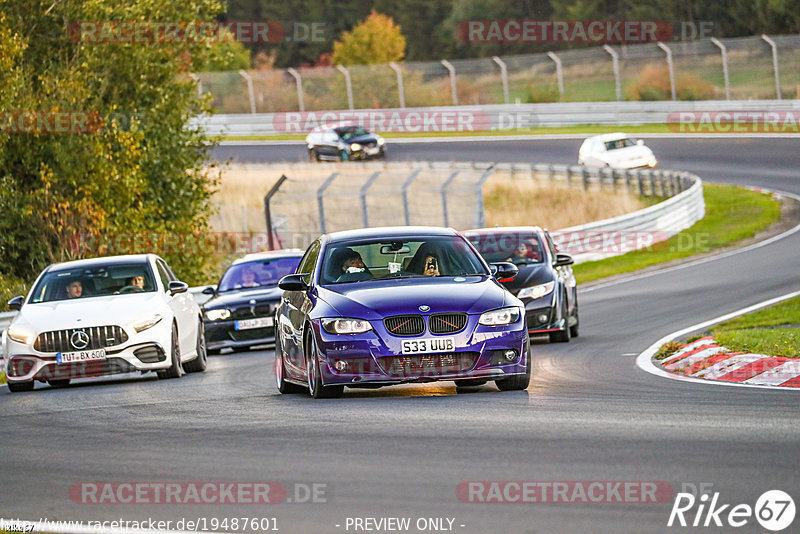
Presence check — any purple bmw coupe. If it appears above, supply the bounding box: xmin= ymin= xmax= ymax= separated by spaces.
xmin=274 ymin=227 xmax=530 ymax=398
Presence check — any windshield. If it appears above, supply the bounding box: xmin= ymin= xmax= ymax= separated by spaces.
xmin=320 ymin=236 xmax=488 ymax=285
xmin=218 ymin=256 xmax=301 ymax=292
xmin=29 ymin=262 xmax=157 ymax=303
xmin=336 ymin=126 xmax=369 ymax=140
xmin=465 ymin=232 xmax=545 ymax=265
xmin=605 ymin=138 xmax=636 ymax=150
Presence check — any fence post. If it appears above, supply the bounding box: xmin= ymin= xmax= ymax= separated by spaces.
xmin=603 ymin=45 xmax=622 ymax=101
xmin=317 ymin=173 xmax=339 ymax=234
xmin=474 ymin=165 xmax=496 ymax=228
xmin=287 ymin=68 xmax=305 ymax=112
xmin=761 ymin=35 xmax=782 ymax=100
xmin=656 ymin=42 xmax=677 ymax=101
xmin=581 ymin=167 xmax=589 ymax=191
xmin=360 ymin=172 xmax=381 ymax=227
xmin=710 ymin=38 xmax=731 ymax=100
xmin=492 ymin=56 xmax=510 ymax=105
xmin=336 ymin=65 xmax=354 ymax=110
xmin=389 ymin=62 xmax=406 ymax=108
xmin=239 ymin=70 xmax=257 ymax=114
xmin=264 ymin=175 xmax=288 ymax=250
xmin=441 ymin=171 xmax=460 ymax=227
xmin=402 ymin=169 xmax=423 ymax=225
xmin=546 ymin=51 xmax=565 ymax=101
xmin=441 ymin=60 xmax=458 ymax=106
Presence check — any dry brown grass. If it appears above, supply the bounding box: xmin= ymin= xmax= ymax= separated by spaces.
xmin=483 ymin=179 xmax=644 ymax=229
xmin=211 ymin=163 xmax=646 ymax=234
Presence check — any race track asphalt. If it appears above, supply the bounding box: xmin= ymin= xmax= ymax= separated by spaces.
xmin=2 ymin=136 xmax=798 ymax=534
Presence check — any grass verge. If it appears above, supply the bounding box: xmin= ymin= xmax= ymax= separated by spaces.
xmin=221 ymin=124 xmax=674 ymax=142
xmin=574 ymin=184 xmax=781 ymax=284
xmin=711 ymin=296 xmax=800 ymax=358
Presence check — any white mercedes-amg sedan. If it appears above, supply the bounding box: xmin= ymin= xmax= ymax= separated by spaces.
xmin=3 ymin=254 xmax=206 ymax=392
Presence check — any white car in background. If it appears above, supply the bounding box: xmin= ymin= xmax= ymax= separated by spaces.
xmin=578 ymin=133 xmax=657 ymax=169
xmin=3 ymin=254 xmax=206 ymax=392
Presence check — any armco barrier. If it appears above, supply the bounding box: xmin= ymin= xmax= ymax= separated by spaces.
xmin=193 ymin=100 xmax=800 ymax=136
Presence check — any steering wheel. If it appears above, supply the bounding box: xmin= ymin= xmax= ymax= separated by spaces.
xmin=118 ymin=285 xmax=144 ymax=294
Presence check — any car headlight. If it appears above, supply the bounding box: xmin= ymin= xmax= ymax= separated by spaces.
xmin=7 ymin=326 xmax=36 ymax=345
xmin=479 ymin=307 xmax=521 ymax=326
xmin=130 ymin=314 xmax=163 ymax=333
xmin=647 ymin=157 xmax=657 ymax=168
xmin=322 ymin=318 xmax=372 ymax=334
xmin=517 ymin=281 xmax=555 ymax=300
xmin=350 ymin=143 xmax=362 ymax=151
xmin=204 ymin=309 xmax=230 ymax=322
xmin=377 ymin=138 xmax=385 ymax=146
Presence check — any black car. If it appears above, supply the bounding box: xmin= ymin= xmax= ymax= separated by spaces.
xmin=305 ymin=123 xmax=386 ymax=162
xmin=464 ymin=227 xmax=579 ymax=342
xmin=201 ymin=250 xmax=304 ymax=353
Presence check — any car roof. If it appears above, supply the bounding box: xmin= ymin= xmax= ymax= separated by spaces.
xmin=463 ymin=226 xmax=545 ymax=235
xmin=48 ymin=254 xmax=153 ymax=271
xmin=584 ymin=132 xmax=631 ymax=142
xmin=324 ymin=226 xmax=459 ymax=244
xmin=309 ymin=122 xmax=364 ymax=133
xmin=231 ymin=249 xmax=305 ymax=265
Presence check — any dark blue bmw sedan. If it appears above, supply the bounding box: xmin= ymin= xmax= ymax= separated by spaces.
xmin=274 ymin=227 xmax=530 ymax=398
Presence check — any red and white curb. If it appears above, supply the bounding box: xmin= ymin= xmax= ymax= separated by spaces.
xmin=636 ymin=290 xmax=800 ymax=391
xmin=660 ymin=336 xmax=800 ymax=388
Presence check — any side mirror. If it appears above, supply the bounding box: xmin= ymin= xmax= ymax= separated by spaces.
xmin=202 ymin=286 xmax=216 ymax=295
xmin=489 ymin=262 xmax=519 ymax=281
xmin=168 ymin=281 xmax=189 ymax=295
xmin=278 ymin=273 xmax=309 ymax=291
xmin=8 ymin=296 xmax=24 ymax=311
xmin=554 ymin=253 xmax=574 ymax=267
xmin=636 ymin=139 xmax=644 ymax=146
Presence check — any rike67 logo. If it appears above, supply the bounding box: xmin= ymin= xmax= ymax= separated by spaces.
xmin=668 ymin=490 xmax=795 ymax=531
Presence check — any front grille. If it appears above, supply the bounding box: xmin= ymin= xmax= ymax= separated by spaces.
xmin=34 ymin=326 xmax=128 ymax=353
xmin=429 ymin=313 xmax=467 ymax=334
xmin=7 ymin=357 xmax=35 ymax=377
xmin=377 ymin=352 xmax=479 ymax=377
xmin=34 ymin=359 xmax=136 ymax=380
xmin=231 ymin=303 xmax=274 ymax=319
xmin=383 ymin=315 xmax=425 ymax=336
xmin=134 ymin=345 xmax=166 ymax=363
xmin=230 ymin=327 xmax=274 ymax=342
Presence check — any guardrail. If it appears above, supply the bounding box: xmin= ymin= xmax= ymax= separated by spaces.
xmin=195 ymin=100 xmax=800 ymax=136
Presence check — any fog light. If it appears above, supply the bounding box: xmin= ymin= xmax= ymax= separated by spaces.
xmin=504 ymin=350 xmax=517 ymax=362
xmin=334 ymin=360 xmax=348 ymax=372
xmin=538 ymin=314 xmax=548 ymax=323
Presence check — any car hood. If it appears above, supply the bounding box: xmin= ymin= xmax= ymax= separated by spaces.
xmin=317 ymin=276 xmax=510 ymax=319
xmin=205 ymin=286 xmax=283 ymax=309
xmin=499 ymin=264 xmax=555 ymax=294
xmin=14 ymin=293 xmax=168 ymax=332
xmin=604 ymin=145 xmax=653 ymax=162
xmin=346 ymin=134 xmax=380 ymax=144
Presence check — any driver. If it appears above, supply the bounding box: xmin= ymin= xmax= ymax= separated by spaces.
xmin=66 ymin=279 xmax=83 ymax=298
xmin=421 ymin=254 xmax=440 ymax=276
xmin=127 ymin=275 xmax=144 ymax=289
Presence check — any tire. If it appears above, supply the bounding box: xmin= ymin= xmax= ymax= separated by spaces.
xmin=47 ymin=379 xmax=71 ymax=388
xmin=495 ymin=344 xmax=531 ymax=391
xmin=157 ymin=324 xmax=183 ymax=379
xmin=305 ymin=329 xmax=343 ymax=399
xmin=275 ymin=334 xmax=305 ymax=394
xmin=183 ymin=322 xmax=208 ymax=373
xmin=7 ymin=380 xmax=34 ymax=393
xmin=455 ymin=379 xmax=486 ymax=394
xmin=549 ymin=294 xmax=572 ymax=343
xmin=569 ymin=302 xmax=580 ymax=338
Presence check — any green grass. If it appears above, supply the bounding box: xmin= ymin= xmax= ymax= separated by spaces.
xmin=709 ymin=296 xmax=800 ymax=358
xmin=574 ymin=184 xmax=781 ymax=284
xmin=221 ymin=123 xmax=674 ymax=141
xmin=0 ymin=371 xmax=5 ymax=385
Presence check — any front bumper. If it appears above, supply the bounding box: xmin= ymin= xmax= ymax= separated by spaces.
xmin=4 ymin=320 xmax=174 ymax=384
xmin=312 ymin=314 xmax=527 ymax=387
xmin=203 ymin=319 xmax=275 ymax=351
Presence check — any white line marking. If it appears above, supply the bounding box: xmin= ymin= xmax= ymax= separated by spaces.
xmin=635 ymin=290 xmax=800 ymax=390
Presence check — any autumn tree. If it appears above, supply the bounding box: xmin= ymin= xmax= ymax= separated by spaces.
xmin=332 ymin=10 xmax=406 ymax=65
